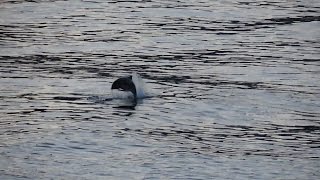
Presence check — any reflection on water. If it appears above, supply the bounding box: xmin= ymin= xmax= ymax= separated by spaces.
xmin=0 ymin=0 xmax=319 ymax=179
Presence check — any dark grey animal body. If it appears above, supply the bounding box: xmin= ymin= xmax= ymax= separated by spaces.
xmin=111 ymin=76 xmax=137 ymax=99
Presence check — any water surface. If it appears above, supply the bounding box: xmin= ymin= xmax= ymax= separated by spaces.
xmin=0 ymin=0 xmax=319 ymax=179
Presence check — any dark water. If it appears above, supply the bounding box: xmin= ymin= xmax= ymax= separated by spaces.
xmin=1 ymin=0 xmax=320 ymax=179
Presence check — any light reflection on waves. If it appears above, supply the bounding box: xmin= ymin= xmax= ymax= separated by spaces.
xmin=117 ymin=123 xmax=320 ymax=157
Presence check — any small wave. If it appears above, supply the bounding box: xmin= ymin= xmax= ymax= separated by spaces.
xmin=87 ymin=95 xmax=113 ymax=103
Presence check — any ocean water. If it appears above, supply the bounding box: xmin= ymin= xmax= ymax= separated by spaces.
xmin=0 ymin=0 xmax=319 ymax=179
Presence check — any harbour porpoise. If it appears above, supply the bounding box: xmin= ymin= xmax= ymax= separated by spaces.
xmin=111 ymin=75 xmax=137 ymax=100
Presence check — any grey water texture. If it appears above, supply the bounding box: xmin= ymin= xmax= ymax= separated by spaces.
xmin=0 ymin=0 xmax=320 ymax=179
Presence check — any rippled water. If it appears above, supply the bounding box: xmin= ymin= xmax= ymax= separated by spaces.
xmin=1 ymin=0 xmax=320 ymax=179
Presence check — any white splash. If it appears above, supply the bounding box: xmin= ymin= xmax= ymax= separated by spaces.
xmin=132 ymin=72 xmax=147 ymax=99
xmin=111 ymin=89 xmax=135 ymax=100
